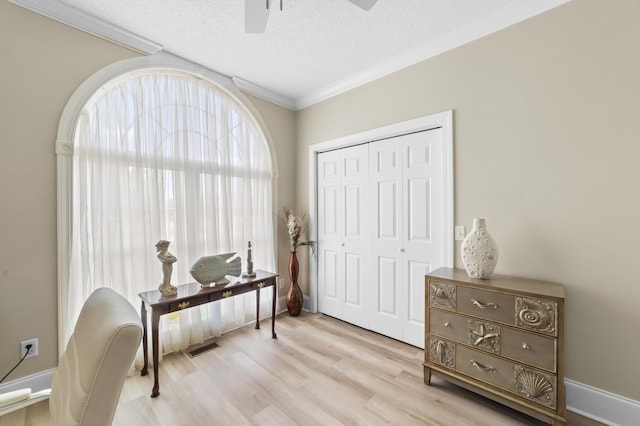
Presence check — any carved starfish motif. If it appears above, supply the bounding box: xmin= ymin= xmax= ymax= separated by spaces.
xmin=471 ymin=323 xmax=499 ymax=346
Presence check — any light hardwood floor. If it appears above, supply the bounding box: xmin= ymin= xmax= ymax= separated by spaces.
xmin=2 ymin=313 xmax=602 ymax=426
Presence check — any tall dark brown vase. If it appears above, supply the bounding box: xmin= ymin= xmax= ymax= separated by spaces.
xmin=286 ymin=251 xmax=303 ymax=316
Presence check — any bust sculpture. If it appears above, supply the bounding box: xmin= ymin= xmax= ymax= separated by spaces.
xmin=156 ymin=240 xmax=178 ymax=296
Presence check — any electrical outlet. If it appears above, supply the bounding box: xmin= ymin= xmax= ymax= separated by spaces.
xmin=455 ymin=226 xmax=466 ymax=241
xmin=20 ymin=338 xmax=38 ymax=359
xmin=279 ymin=278 xmax=285 ymax=290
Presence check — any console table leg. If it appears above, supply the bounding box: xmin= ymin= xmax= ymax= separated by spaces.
xmin=140 ymin=301 xmax=148 ymax=376
xmin=255 ymin=287 xmax=261 ymax=330
xmin=151 ymin=310 xmax=161 ymax=398
xmin=271 ymin=281 xmax=277 ymax=339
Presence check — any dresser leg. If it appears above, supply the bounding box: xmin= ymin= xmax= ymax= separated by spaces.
xmin=424 ymin=366 xmax=432 ymax=385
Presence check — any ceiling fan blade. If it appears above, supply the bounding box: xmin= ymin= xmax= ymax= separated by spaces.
xmin=348 ymin=0 xmax=378 ymax=11
xmin=245 ymin=0 xmax=269 ymax=33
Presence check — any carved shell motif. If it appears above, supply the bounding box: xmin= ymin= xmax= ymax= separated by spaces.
xmin=515 ymin=297 xmax=557 ymax=336
xmin=429 ymin=337 xmax=455 ymax=368
xmin=514 ymin=366 xmax=556 ymax=408
xmin=429 ymin=282 xmax=456 ymax=310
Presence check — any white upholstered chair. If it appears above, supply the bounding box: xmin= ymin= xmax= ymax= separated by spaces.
xmin=49 ymin=287 xmax=142 ymax=425
xmin=0 ymin=288 xmax=142 ymax=423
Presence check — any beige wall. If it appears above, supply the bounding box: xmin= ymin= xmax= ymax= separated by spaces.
xmin=0 ymin=2 xmax=295 ymax=383
xmin=0 ymin=1 xmax=140 ymax=380
xmin=242 ymin=94 xmax=297 ymax=288
xmin=295 ymin=0 xmax=640 ymax=401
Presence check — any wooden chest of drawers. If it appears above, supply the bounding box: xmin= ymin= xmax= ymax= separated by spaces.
xmin=424 ymin=267 xmax=566 ymax=425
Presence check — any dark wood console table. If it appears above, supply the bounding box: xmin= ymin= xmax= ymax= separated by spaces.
xmin=139 ymin=269 xmax=278 ymax=397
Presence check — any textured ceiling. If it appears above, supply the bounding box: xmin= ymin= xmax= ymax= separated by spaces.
xmin=41 ymin=0 xmax=566 ymax=108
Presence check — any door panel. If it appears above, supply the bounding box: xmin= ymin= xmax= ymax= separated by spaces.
xmin=369 ymin=140 xmax=404 ymax=340
xmin=376 ymin=181 xmax=399 ymax=239
xmin=344 ymin=252 xmax=361 ymax=306
xmin=318 ymin=145 xmax=369 ymax=327
xmin=318 ymin=150 xmax=342 ymax=318
xmin=407 ymin=177 xmax=430 ymax=242
xmin=344 ymin=184 xmax=361 ymax=237
xmin=322 ymin=186 xmax=339 ymax=236
xmin=323 ymin=250 xmax=339 ymax=299
xmin=404 ymin=130 xmax=445 ymax=267
xmin=405 ymin=259 xmax=430 ymax=347
xmin=377 ymin=256 xmax=398 ymax=316
xmin=402 ymin=129 xmax=445 ymax=348
xmin=340 ymin=144 xmax=370 ymax=328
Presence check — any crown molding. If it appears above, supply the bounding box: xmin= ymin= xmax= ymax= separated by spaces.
xmin=8 ymin=0 xmax=162 ymax=54
xmin=294 ymin=0 xmax=571 ymax=110
xmin=9 ymin=0 xmax=570 ymax=111
xmin=232 ymin=77 xmax=296 ymax=111
xmin=9 ymin=0 xmax=292 ymax=110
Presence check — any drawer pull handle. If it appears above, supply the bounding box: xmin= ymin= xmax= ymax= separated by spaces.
xmin=257 ymin=282 xmax=265 ymax=289
xmin=522 ymin=343 xmax=530 ymax=351
xmin=177 ymin=301 xmax=190 ymax=310
xmin=222 ymin=290 xmax=233 ymax=298
xmin=470 ymin=299 xmax=499 ymax=309
xmin=470 ymin=360 xmax=497 ymax=373
xmin=444 ymin=322 xmax=450 ymax=327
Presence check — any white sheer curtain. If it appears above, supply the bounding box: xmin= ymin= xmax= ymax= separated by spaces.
xmin=62 ymin=69 xmax=276 ymax=357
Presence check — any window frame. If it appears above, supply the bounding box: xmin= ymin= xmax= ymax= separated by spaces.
xmin=56 ymin=53 xmax=279 ymax=355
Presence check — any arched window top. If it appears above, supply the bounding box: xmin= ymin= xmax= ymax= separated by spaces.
xmin=57 ymin=53 xmax=278 ymax=175
xmin=78 ymin=68 xmax=272 ymax=175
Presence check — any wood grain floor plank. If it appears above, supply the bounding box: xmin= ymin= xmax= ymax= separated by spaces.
xmin=3 ymin=313 xmax=606 ymax=425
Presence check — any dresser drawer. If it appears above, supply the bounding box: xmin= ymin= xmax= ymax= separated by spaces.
xmin=455 ymin=344 xmax=514 ymax=392
xmin=431 ymin=309 xmax=556 ymax=372
xmin=457 ymin=286 xmax=515 ymax=324
xmin=500 ymin=327 xmax=556 ymax=373
xmin=429 ymin=309 xmax=468 ymax=342
xmin=456 ymin=345 xmax=557 ymax=409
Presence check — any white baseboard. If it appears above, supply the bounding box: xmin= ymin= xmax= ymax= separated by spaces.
xmin=566 ymin=379 xmax=640 ymax=426
xmin=302 ymin=296 xmax=314 ymax=313
xmin=0 ymin=369 xmax=54 ymax=394
xmin=278 ymin=296 xmax=288 ymax=313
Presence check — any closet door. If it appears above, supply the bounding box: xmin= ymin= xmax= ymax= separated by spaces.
xmin=369 ymin=138 xmax=404 ymax=340
xmin=369 ymin=128 xmax=445 ymax=348
xmin=317 ymin=126 xmax=447 ymax=348
xmin=317 ymin=149 xmax=342 ymax=318
xmin=317 ymin=145 xmax=370 ymax=328
xmin=402 ymin=129 xmax=446 ymax=347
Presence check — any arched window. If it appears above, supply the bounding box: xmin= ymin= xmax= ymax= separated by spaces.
xmin=57 ymin=58 xmax=276 ymax=356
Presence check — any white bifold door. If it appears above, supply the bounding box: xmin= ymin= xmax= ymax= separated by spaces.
xmin=317 ymin=127 xmax=448 ymax=348
xmin=317 ymin=144 xmax=371 ymax=329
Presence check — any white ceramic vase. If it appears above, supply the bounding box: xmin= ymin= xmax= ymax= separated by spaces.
xmin=461 ymin=218 xmax=498 ymax=280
